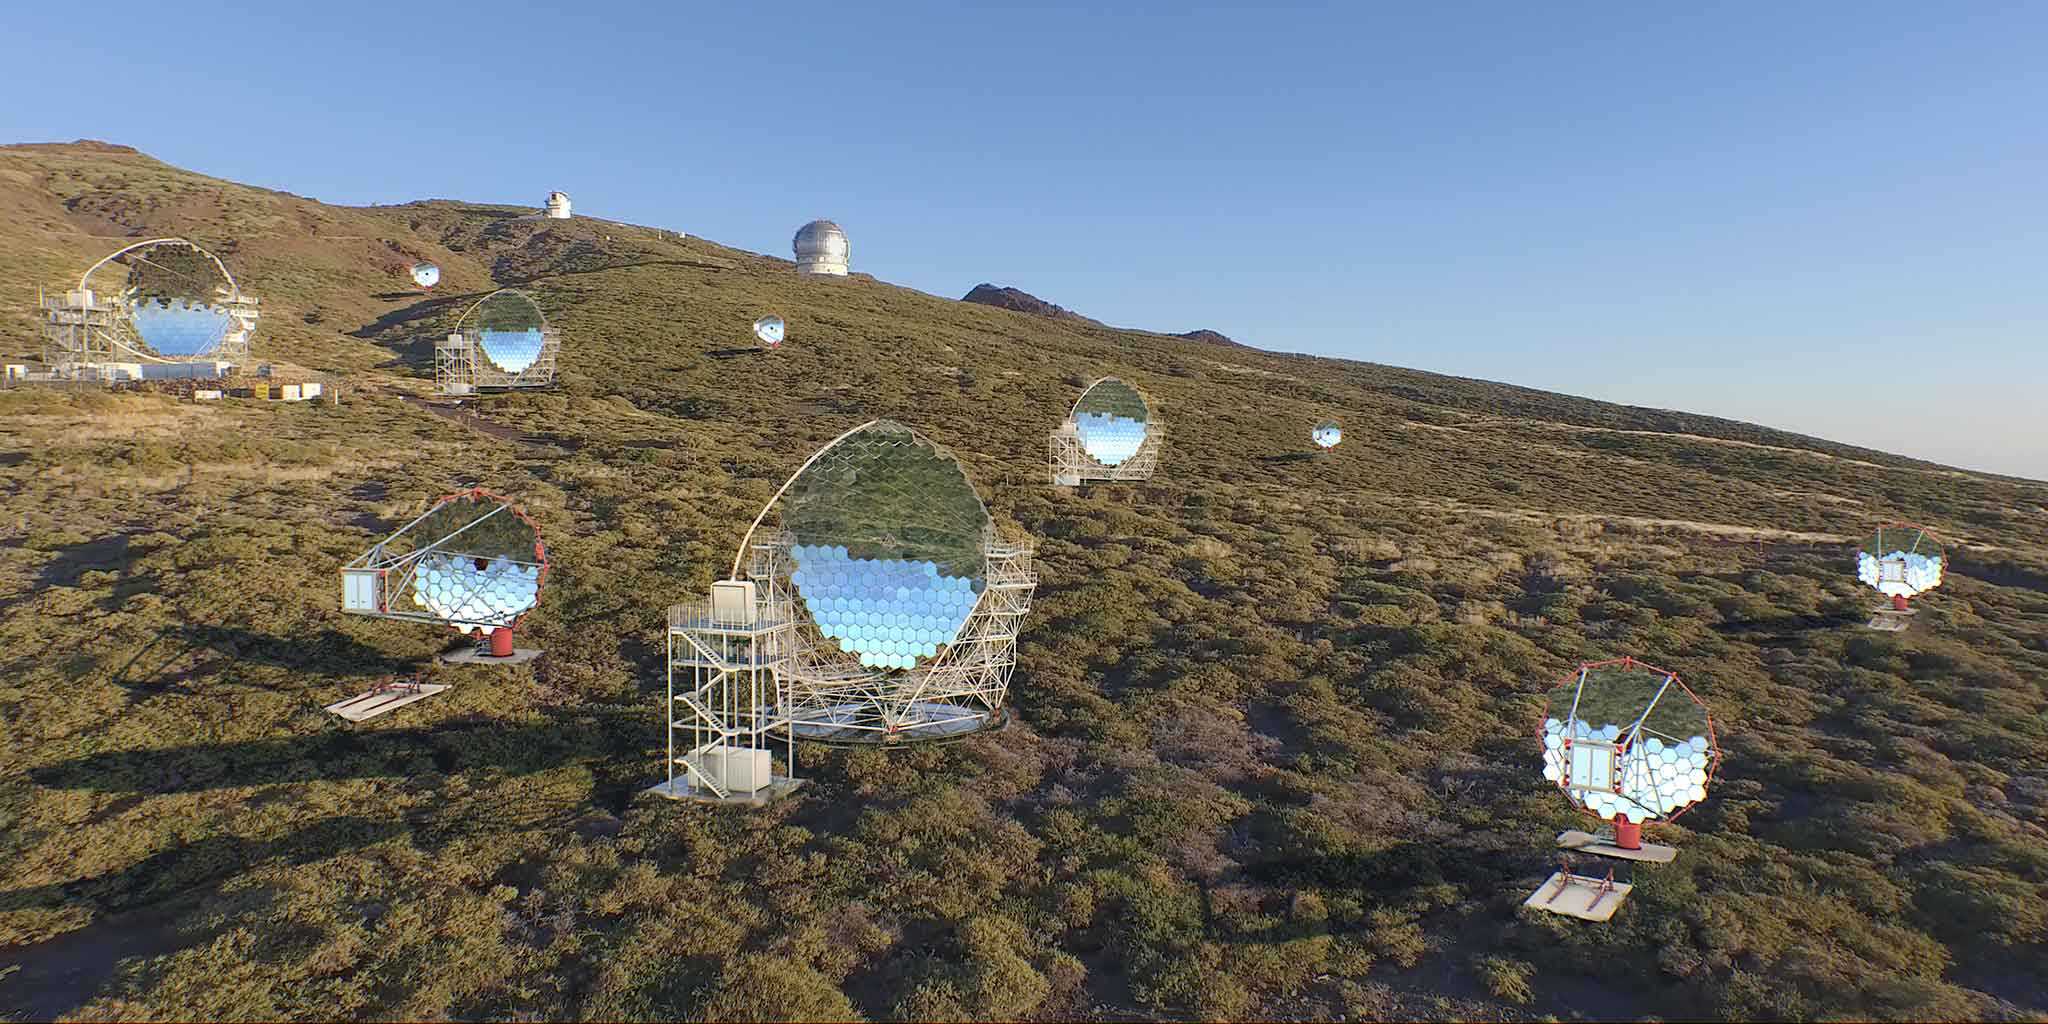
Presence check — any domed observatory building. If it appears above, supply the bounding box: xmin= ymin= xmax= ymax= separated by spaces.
xmin=545 ymin=191 xmax=573 ymax=219
xmin=340 ymin=488 xmax=549 ymax=666
xmin=1526 ymin=657 xmax=1719 ymax=921
xmin=1857 ymin=523 xmax=1945 ymax=631
xmin=653 ymin=421 xmax=1038 ymax=806
xmin=40 ymin=238 xmax=260 ymax=382
xmin=436 ymin=288 xmax=561 ymax=395
xmin=793 ymin=219 xmax=849 ymax=276
xmin=1049 ymin=377 xmax=1162 ymax=488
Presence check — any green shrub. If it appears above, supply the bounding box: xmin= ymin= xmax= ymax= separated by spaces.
xmin=1474 ymin=955 xmax=1534 ymax=1004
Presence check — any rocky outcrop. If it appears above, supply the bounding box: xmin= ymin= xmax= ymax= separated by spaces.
xmin=961 ymin=284 xmax=1096 ymax=324
xmin=1174 ymin=329 xmax=1244 ymax=348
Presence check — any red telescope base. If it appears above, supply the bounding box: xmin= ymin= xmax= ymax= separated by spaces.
xmin=1613 ymin=816 xmax=1643 ymax=850
xmin=436 ymin=627 xmax=540 ymax=666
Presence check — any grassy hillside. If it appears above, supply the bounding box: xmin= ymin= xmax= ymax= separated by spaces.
xmin=2 ymin=141 xmax=2046 ymax=1022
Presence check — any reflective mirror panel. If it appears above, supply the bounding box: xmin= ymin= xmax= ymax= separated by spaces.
xmin=400 ymin=494 xmax=543 ymax=626
xmin=1540 ymin=662 xmax=1714 ymax=822
xmin=1857 ymin=525 xmax=1945 ymax=597
xmin=782 ymin=422 xmax=990 ymax=671
xmin=113 ymin=241 xmax=237 ymax=357
xmin=413 ymin=554 xmax=541 ymax=627
xmin=1073 ymin=378 xmax=1150 ymax=466
xmin=473 ymin=291 xmax=546 ymax=373
xmin=1312 ymin=420 xmax=1342 ymax=448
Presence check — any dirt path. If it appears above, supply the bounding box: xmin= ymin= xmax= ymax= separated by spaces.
xmin=393 ymin=392 xmax=562 ymax=450
xmin=1331 ymin=489 xmax=1856 ymax=545
xmin=1475 ymin=416 xmax=1982 ymax=481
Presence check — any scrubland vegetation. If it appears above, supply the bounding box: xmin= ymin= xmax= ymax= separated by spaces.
xmin=2 ymin=143 xmax=2047 ymax=1021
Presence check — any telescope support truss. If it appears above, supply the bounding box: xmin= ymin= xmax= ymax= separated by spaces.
xmin=38 ymin=287 xmax=256 ymax=380
xmin=1048 ymin=421 xmax=1163 ymax=488
xmin=1530 ymin=656 xmax=1714 ymax=920
xmin=338 ymin=492 xmax=546 ymax=652
xmin=772 ymin=533 xmax=1035 ymax=743
xmin=1859 ymin=523 xmax=1941 ymax=632
xmin=38 ymin=239 xmax=260 ymax=381
xmin=656 ymin=532 xmax=1037 ymax=806
xmin=436 ymin=326 xmax=560 ymax=395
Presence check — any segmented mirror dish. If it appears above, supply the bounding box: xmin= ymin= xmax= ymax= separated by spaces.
xmin=472 ymin=290 xmax=547 ymax=374
xmin=96 ymin=240 xmax=243 ymax=358
xmin=781 ymin=422 xmax=991 ymax=672
xmin=415 ymin=555 xmax=541 ymax=628
xmin=1857 ymin=524 xmax=1945 ymax=598
xmin=410 ymin=262 xmax=440 ymax=288
xmin=1312 ymin=420 xmax=1343 ymax=449
xmin=1072 ymin=378 xmax=1150 ymax=467
xmin=396 ymin=492 xmax=546 ymax=629
xmin=1540 ymin=659 xmax=1716 ymax=824
xmin=753 ymin=315 xmax=786 ymax=348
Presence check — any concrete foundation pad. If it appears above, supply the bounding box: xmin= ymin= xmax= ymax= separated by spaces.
xmin=1557 ymin=830 xmax=1678 ymax=863
xmin=643 ymin=776 xmax=805 ymax=807
xmin=438 ymin=647 xmax=543 ymax=665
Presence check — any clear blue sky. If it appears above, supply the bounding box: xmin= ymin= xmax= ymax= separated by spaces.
xmin=9 ymin=2 xmax=2045 ymax=477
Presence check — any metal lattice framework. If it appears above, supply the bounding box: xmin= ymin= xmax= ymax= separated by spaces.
xmin=1525 ymin=656 xmax=1718 ymax=918
xmin=1538 ymin=657 xmax=1720 ymax=829
xmin=1049 ymin=377 xmax=1163 ymax=487
xmin=340 ymin=488 xmax=549 ymax=634
xmin=767 ymin=529 xmax=1035 ymax=743
xmin=436 ymin=288 xmax=560 ymax=395
xmin=39 ymin=238 xmax=259 ymax=380
xmin=660 ymin=421 xmax=1039 ymax=803
xmin=663 ymin=582 xmax=802 ymax=802
xmin=1858 ymin=521 xmax=1945 ymax=632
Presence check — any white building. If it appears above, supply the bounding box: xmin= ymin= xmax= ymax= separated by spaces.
xmin=793 ymin=219 xmax=849 ymax=276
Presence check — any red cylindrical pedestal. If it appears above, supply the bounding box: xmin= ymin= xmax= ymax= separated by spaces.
xmin=490 ymin=627 xmax=515 ymax=658
xmin=1613 ymin=815 xmax=1643 ymax=850
xmin=1891 ymin=594 xmax=1910 ymax=612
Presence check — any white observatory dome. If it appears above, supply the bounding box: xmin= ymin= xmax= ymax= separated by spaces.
xmin=545 ymin=191 xmax=573 ymax=219
xmin=793 ymin=219 xmax=849 ymax=276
